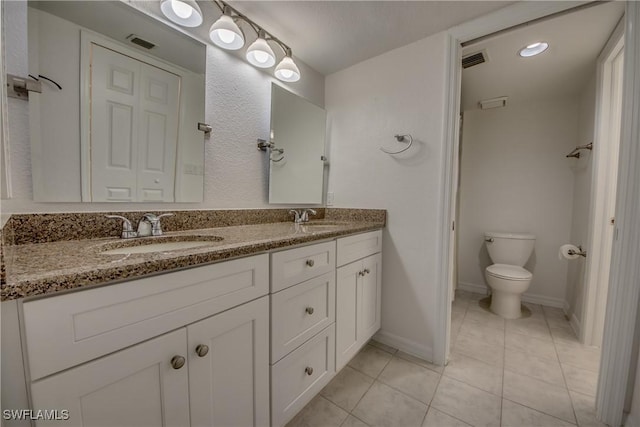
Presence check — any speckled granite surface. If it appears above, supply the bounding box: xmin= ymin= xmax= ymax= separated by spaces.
xmin=1 ymin=209 xmax=385 ymax=301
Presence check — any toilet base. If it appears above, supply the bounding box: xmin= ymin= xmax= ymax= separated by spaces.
xmin=490 ymin=291 xmax=524 ymax=319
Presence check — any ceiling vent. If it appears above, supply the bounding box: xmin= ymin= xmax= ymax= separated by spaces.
xmin=126 ymin=34 xmax=156 ymax=50
xmin=462 ymin=50 xmax=487 ymax=69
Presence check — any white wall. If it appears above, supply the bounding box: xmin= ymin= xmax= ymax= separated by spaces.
xmin=457 ymin=97 xmax=579 ymax=307
xmin=326 ymin=32 xmax=448 ymax=359
xmin=1 ymin=1 xmax=325 ymax=214
xmin=565 ymin=73 xmax=596 ymax=324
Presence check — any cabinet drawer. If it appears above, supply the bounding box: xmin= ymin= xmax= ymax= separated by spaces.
xmin=271 ymin=272 xmax=335 ymax=363
xmin=337 ymin=230 xmax=382 ymax=267
xmin=23 ymin=254 xmax=269 ymax=381
xmin=271 ymin=323 xmax=335 ymax=427
xmin=271 ymin=241 xmax=336 ymax=292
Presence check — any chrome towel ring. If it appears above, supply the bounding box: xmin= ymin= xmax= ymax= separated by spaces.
xmin=380 ymin=134 xmax=413 ymax=155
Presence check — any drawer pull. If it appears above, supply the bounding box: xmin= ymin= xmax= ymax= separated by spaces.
xmin=195 ymin=344 xmax=209 ymax=357
xmin=305 ymin=307 xmax=315 ymax=315
xmin=306 ymin=259 xmax=315 ymax=267
xmin=171 ymin=355 xmax=186 ymax=370
xmin=305 ymin=366 xmax=314 ymax=376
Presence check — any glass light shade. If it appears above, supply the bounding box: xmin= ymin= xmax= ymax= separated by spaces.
xmin=209 ymin=15 xmax=245 ymax=50
xmin=518 ymin=42 xmax=549 ymax=57
xmin=246 ymin=37 xmax=276 ymax=68
xmin=275 ymin=56 xmax=300 ymax=82
xmin=160 ymin=0 xmax=203 ymax=27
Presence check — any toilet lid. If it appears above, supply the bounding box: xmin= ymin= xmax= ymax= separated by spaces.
xmin=486 ymin=264 xmax=532 ymax=281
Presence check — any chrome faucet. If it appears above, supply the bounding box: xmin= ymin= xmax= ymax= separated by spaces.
xmin=105 ymin=215 xmax=137 ymax=239
xmin=138 ymin=213 xmax=174 ymax=237
xmin=289 ymin=209 xmax=317 ymax=223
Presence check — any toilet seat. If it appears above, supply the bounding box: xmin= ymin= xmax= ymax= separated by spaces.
xmin=486 ymin=264 xmax=532 ymax=281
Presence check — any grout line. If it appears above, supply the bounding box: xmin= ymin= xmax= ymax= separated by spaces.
xmin=501 ymin=396 xmax=578 ymax=426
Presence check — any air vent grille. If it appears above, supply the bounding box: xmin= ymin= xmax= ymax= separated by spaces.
xmin=462 ymin=51 xmax=486 ymax=69
xmin=127 ymin=35 xmax=155 ymax=50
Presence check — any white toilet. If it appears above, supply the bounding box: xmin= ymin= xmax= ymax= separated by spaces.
xmin=484 ymin=231 xmax=536 ymax=319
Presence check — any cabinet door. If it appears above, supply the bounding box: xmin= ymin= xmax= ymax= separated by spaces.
xmin=336 ymin=261 xmax=362 ymax=371
xmin=358 ymin=253 xmax=382 ymax=344
xmin=30 ymin=329 xmax=190 ymax=427
xmin=188 ymin=296 xmax=270 ymax=427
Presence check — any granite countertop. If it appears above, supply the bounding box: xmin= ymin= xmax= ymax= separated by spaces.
xmin=1 ymin=220 xmax=384 ymax=301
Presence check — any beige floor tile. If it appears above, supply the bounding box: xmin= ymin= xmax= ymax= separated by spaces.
xmin=348 ymin=345 xmax=393 ymax=378
xmin=505 ymin=348 xmax=565 ymax=387
xmin=562 ymin=363 xmax=598 ymax=396
xmin=551 ymin=327 xmax=580 ymax=344
xmin=458 ymin=321 xmax=505 ymax=347
xmin=286 ymin=395 xmax=349 ymax=427
xmin=569 ymin=390 xmax=608 ymax=427
xmin=444 ymin=352 xmax=503 ymax=396
xmin=422 ymin=407 xmax=471 ymax=427
xmin=341 ymin=415 xmax=370 ymax=427
xmin=463 ymin=309 xmax=506 ymax=331
xmin=352 ymin=381 xmax=428 ymax=427
xmin=555 ymin=342 xmax=601 ymax=373
xmin=395 ymin=350 xmax=444 ymax=374
xmin=321 ymin=366 xmax=374 ymax=411
xmin=505 ymin=330 xmax=558 ymax=361
xmin=506 ymin=318 xmax=552 ymax=341
xmin=431 ymin=376 xmax=501 ymax=427
xmin=546 ymin=315 xmax=573 ymax=329
xmin=543 ymin=306 xmax=567 ymax=318
xmin=378 ymin=356 xmax=441 ymax=404
xmin=368 ymin=339 xmax=397 ymax=355
xmin=501 ymin=399 xmax=576 ymax=426
xmin=503 ymin=370 xmax=576 ymax=424
xmin=453 ymin=333 xmax=504 ymax=367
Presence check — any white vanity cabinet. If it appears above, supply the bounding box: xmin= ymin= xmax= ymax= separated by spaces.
xmin=270 ymin=241 xmax=337 ymax=427
xmin=23 ymin=255 xmax=270 ymax=427
xmin=335 ymin=230 xmax=383 ymax=371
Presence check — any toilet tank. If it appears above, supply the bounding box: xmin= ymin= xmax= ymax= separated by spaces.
xmin=485 ymin=231 xmax=536 ymax=266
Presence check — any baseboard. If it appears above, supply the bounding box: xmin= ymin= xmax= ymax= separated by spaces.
xmin=570 ymin=312 xmax=581 ymax=338
xmin=373 ymin=329 xmax=433 ymax=362
xmin=563 ymin=301 xmax=571 ymax=317
xmin=458 ymin=281 xmax=565 ymax=308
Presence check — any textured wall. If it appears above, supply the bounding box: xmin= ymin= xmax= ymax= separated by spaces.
xmin=457 ymin=98 xmax=579 ymax=306
xmin=326 ymin=32 xmax=448 ymax=359
xmin=2 ymin=1 xmax=325 ymax=214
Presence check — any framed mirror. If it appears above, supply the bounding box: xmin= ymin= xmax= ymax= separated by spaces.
xmin=268 ymin=84 xmax=326 ymax=204
xmin=28 ymin=1 xmax=206 ymax=202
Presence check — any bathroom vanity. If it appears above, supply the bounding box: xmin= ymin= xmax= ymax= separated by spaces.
xmin=1 ymin=210 xmax=384 ymax=427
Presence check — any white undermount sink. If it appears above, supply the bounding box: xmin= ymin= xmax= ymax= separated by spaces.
xmin=100 ymin=236 xmax=224 ymax=255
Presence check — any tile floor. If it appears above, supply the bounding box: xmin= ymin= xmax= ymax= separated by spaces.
xmin=286 ymin=290 xmax=606 ymax=427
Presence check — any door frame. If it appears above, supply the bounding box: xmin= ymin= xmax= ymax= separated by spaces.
xmin=436 ymin=5 xmax=640 ymax=427
xmin=581 ymin=18 xmax=625 ymax=347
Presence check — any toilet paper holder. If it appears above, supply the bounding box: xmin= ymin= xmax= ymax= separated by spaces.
xmin=568 ymin=245 xmax=587 ymax=258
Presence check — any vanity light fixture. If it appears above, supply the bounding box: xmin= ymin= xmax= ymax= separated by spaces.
xmin=518 ymin=42 xmax=549 ymax=57
xmin=162 ymin=0 xmax=301 ymax=82
xmin=160 ymin=0 xmax=203 ymax=28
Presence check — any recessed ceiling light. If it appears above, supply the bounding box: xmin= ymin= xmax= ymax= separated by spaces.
xmin=518 ymin=42 xmax=549 ymax=58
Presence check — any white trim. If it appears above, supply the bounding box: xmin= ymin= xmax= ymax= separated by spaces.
xmin=457 ymin=281 xmax=565 ymax=308
xmin=563 ymin=301 xmax=571 ymax=317
xmin=373 ymin=330 xmax=433 ymax=362
xmin=597 ymin=3 xmax=640 ymax=427
xmin=0 ymin=0 xmax=12 ymax=200
xmin=582 ymin=17 xmax=625 ymax=348
xmin=570 ymin=313 xmax=581 ymax=339
xmin=625 ymin=412 xmax=639 ymax=427
xmin=435 ymin=1 xmax=592 ymax=368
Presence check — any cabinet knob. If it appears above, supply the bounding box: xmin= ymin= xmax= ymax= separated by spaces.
xmin=306 ymin=259 xmax=315 ymax=267
xmin=195 ymin=344 xmax=209 ymax=357
xmin=305 ymin=366 xmax=314 ymax=376
xmin=171 ymin=355 xmax=186 ymax=370
xmin=305 ymin=307 xmax=315 ymax=315
xmin=358 ymin=271 xmax=364 ymax=277
xmin=363 ymin=268 xmax=370 ymax=275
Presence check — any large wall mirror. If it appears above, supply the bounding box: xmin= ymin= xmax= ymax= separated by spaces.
xmin=28 ymin=1 xmax=206 ymax=202
xmin=269 ymin=84 xmax=326 ymax=204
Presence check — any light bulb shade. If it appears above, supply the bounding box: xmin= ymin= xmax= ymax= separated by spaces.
xmin=275 ymin=56 xmax=300 ymax=82
xmin=209 ymin=15 xmax=245 ymax=50
xmin=246 ymin=37 xmax=276 ymax=68
xmin=160 ymin=0 xmax=203 ymax=27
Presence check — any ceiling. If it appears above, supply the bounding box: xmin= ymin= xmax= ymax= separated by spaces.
xmin=230 ymin=1 xmax=513 ymax=75
xmin=461 ymin=1 xmax=625 ymax=111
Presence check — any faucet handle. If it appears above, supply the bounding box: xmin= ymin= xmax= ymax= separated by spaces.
xmin=301 ymin=209 xmax=317 ymax=223
xmin=289 ymin=209 xmax=302 ymax=223
xmin=105 ymin=215 xmax=137 ymax=239
xmin=141 ymin=212 xmax=174 ymax=236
